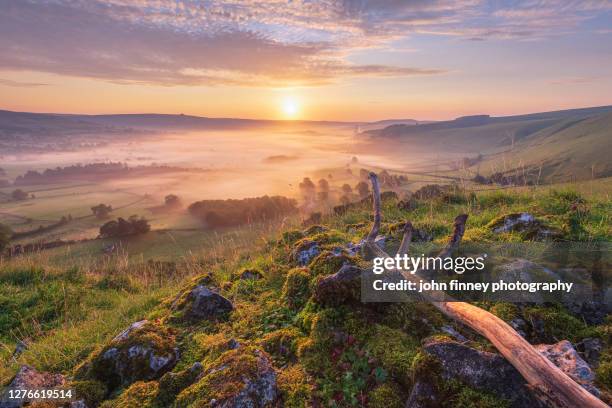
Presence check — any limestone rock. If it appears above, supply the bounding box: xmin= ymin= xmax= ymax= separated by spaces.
xmin=535 ymin=340 xmax=599 ymax=396
xmin=0 ymin=366 xmax=65 ymax=408
xmin=313 ymin=264 xmax=362 ymax=306
xmin=182 ymin=285 xmax=234 ymax=321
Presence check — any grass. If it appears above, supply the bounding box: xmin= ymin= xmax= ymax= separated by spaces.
xmin=0 ymin=178 xmax=610 ymax=406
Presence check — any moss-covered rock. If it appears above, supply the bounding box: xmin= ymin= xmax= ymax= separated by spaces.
xmin=99 ymin=381 xmax=159 ymax=408
xmin=156 ymin=362 xmax=203 ymax=406
xmin=176 ymin=347 xmax=278 ymax=407
xmin=282 ymin=268 xmax=312 ymax=309
xmin=74 ymin=320 xmax=177 ymax=392
xmin=313 ymin=264 xmax=362 ymax=306
xmin=171 ymin=284 xmax=233 ymax=322
xmin=178 ymin=331 xmax=240 ymax=370
xmin=308 ymin=250 xmax=354 ymax=276
xmin=487 ymin=212 xmax=564 ymax=241
xmin=72 ymin=379 xmax=108 ymax=407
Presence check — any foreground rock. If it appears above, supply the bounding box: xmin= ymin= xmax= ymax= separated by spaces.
xmin=0 ymin=366 xmax=65 ymax=408
xmin=535 ymin=340 xmax=600 ymax=397
xmin=173 ymin=285 xmax=233 ymax=321
xmin=75 ymin=320 xmax=178 ymax=391
xmin=292 ymin=239 xmax=320 ymax=266
xmin=313 ymin=264 xmax=362 ymax=306
xmin=487 ymin=212 xmax=563 ymax=240
xmin=419 ymin=338 xmax=545 ymax=408
xmin=176 ymin=347 xmax=278 ymax=407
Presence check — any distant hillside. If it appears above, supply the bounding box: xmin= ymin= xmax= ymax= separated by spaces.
xmin=366 ymin=105 xmax=612 ymax=182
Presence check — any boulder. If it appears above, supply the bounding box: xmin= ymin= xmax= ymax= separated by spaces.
xmin=422 ymin=338 xmax=544 ymax=408
xmin=535 ymin=340 xmax=599 ymax=396
xmin=0 ymin=366 xmax=65 ymax=408
xmin=313 ymin=264 xmax=362 ymax=306
xmin=239 ymin=269 xmax=263 ymax=280
xmin=176 ymin=347 xmax=278 ymax=407
xmin=487 ymin=212 xmax=563 ymax=240
xmin=405 ymin=380 xmax=439 ymax=408
xmin=576 ymin=337 xmax=604 ymax=367
xmin=75 ymin=320 xmax=177 ymax=391
xmin=177 ymin=285 xmax=233 ymax=321
xmin=292 ymin=240 xmax=320 ymax=266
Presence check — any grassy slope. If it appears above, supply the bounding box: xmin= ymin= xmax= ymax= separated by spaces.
xmin=368 ymin=107 xmax=612 ymax=183
xmin=0 ymin=180 xmax=610 ymax=407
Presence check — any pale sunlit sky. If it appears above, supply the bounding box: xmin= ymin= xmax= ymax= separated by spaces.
xmin=1 ymin=1 xmax=611 ymax=121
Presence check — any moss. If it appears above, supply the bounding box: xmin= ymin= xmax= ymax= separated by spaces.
xmin=303 ymin=225 xmax=328 ymax=236
xmin=260 ymin=327 xmax=302 ymax=363
xmin=368 ymin=382 xmax=404 ymax=408
xmin=383 ymin=303 xmax=446 ymax=338
xmin=523 ymin=305 xmax=596 ymax=342
xmin=74 ymin=320 xmax=177 ymax=391
xmin=175 ymin=347 xmax=268 ymax=406
xmin=489 ymin=303 xmax=519 ymax=322
xmin=178 ymin=331 xmax=238 ymax=370
xmin=282 ymin=229 xmax=305 ymax=245
xmin=411 ymin=351 xmax=442 ymax=385
xmin=100 ymin=381 xmax=159 ymax=408
xmin=308 ymin=250 xmax=354 ymax=276
xmin=441 ymin=379 xmax=511 ymax=408
xmin=282 ymin=268 xmax=312 ymax=309
xmin=72 ymin=380 xmax=108 ymax=407
xmin=278 ymin=365 xmax=312 ymax=408
xmin=156 ymin=363 xmax=203 ymax=406
xmin=366 ymin=324 xmax=419 ymax=387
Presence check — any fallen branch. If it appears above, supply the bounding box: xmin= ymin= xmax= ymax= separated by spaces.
xmin=364 ymin=172 xmax=607 ymax=408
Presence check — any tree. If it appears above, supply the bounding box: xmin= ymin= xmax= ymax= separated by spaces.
xmin=317 ymin=178 xmax=329 ymax=202
xmin=341 ymin=184 xmax=353 ymax=194
xmin=91 ymin=203 xmax=113 ymax=219
xmin=0 ymin=223 xmax=11 ymax=252
xmin=99 ymin=215 xmax=150 ymax=238
xmin=11 ymin=189 xmax=28 ymax=201
xmin=299 ymin=177 xmax=316 ymax=203
xmin=164 ymin=194 xmax=181 ymax=208
xmin=356 ymin=181 xmax=370 ymax=198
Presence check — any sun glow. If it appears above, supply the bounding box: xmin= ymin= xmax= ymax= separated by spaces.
xmin=282 ymin=98 xmax=299 ymax=118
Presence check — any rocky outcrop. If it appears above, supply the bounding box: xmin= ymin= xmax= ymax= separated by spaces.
xmin=421 ymin=338 xmax=544 ymax=408
xmin=313 ymin=264 xmax=362 ymax=306
xmin=176 ymin=347 xmax=278 ymax=407
xmin=291 ymin=239 xmax=320 ymax=266
xmin=0 ymin=366 xmax=66 ymax=408
xmin=487 ymin=212 xmax=563 ymax=240
xmin=75 ymin=320 xmax=178 ymax=391
xmin=180 ymin=285 xmax=233 ymax=321
xmin=535 ymin=340 xmax=600 ymax=396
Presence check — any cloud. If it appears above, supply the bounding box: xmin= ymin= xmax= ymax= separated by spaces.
xmin=0 ymin=1 xmax=609 ymax=86
xmin=0 ymin=1 xmax=445 ymax=87
xmin=0 ymin=78 xmax=48 ymax=87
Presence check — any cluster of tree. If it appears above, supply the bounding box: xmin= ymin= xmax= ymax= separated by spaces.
xmin=11 ymin=189 xmax=30 ymax=201
xmin=91 ymin=203 xmax=113 ymax=219
xmin=472 ymin=172 xmax=534 ymax=186
xmin=13 ymin=162 xmax=207 ymax=186
xmin=164 ymin=194 xmax=181 ymax=208
xmin=99 ymin=215 xmax=150 ymax=238
xmin=188 ymin=195 xmax=297 ymax=228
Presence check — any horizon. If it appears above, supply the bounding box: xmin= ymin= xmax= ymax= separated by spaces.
xmin=2 ymin=1 xmax=612 ymax=121
xmin=2 ymin=103 xmax=612 ymax=124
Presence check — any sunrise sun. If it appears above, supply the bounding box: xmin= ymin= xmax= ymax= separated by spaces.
xmin=282 ymin=98 xmax=299 ymax=118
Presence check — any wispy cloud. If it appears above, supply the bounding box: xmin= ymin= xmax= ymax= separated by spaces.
xmin=0 ymin=78 xmax=48 ymax=87
xmin=0 ymin=1 xmax=610 ymax=86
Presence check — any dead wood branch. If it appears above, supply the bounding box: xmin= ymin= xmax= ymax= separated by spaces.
xmin=364 ymin=172 xmax=607 ymax=408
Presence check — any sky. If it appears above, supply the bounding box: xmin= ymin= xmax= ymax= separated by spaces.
xmin=1 ymin=0 xmax=611 ymax=121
